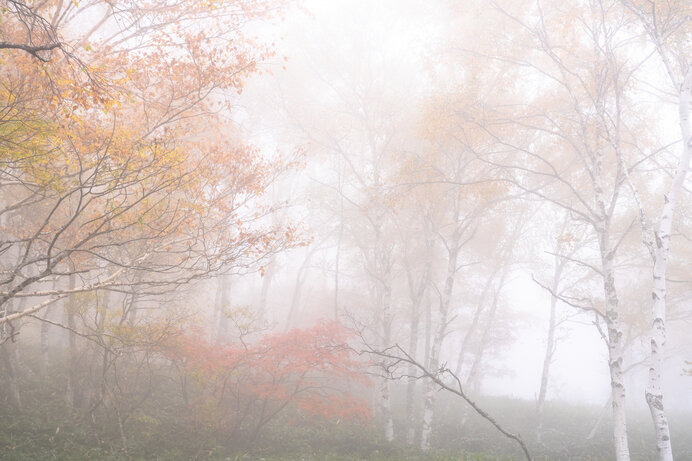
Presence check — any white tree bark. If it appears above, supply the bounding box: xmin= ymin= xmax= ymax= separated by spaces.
xmin=420 ymin=229 xmax=459 ymax=451
xmin=611 ymin=6 xmax=690 ymax=457
xmin=536 ymin=254 xmax=564 ymax=443
xmin=405 ymin=259 xmax=431 ymax=445
xmin=454 ymin=264 xmax=499 ymax=378
xmin=645 ymin=69 xmax=692 ymax=461
xmin=380 ymin=377 xmax=395 ymax=442
xmin=380 ymin=277 xmax=395 ymax=442
xmin=601 ymin=249 xmax=630 ymax=461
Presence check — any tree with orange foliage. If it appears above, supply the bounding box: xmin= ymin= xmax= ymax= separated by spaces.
xmin=0 ymin=0 xmax=295 ymax=329
xmin=0 ymin=0 xmax=296 ymax=421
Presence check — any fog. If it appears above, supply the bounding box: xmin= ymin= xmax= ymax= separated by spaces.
xmin=1 ymin=1 xmax=692 ymax=460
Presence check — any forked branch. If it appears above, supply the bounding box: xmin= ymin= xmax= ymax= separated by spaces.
xmin=358 ymin=338 xmax=533 ymax=461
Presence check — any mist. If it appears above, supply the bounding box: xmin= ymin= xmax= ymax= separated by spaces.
xmin=1 ymin=1 xmax=691 ymax=460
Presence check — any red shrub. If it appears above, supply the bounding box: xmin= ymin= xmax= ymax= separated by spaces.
xmin=165 ymin=320 xmax=371 ymax=443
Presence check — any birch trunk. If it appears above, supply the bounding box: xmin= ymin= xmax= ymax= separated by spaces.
xmin=536 ymin=255 xmax=565 ymax=443
xmin=405 ymin=261 xmax=431 ymax=445
xmin=460 ymin=213 xmax=524 ymax=385
xmin=454 ymin=265 xmax=499 ymax=377
xmin=590 ymin=125 xmax=630 ymax=460
xmin=334 ymin=172 xmax=344 ymax=320
xmin=380 ymin=278 xmax=394 ymax=442
xmin=420 ymin=237 xmax=459 ymax=451
xmin=405 ymin=307 xmax=420 ymax=445
xmin=644 ymin=70 xmax=692 ymax=461
xmin=214 ymin=275 xmax=231 ymax=342
xmin=284 ymin=246 xmax=315 ymax=332
xmin=380 ymin=377 xmax=394 ymax=442
xmin=466 ymin=265 xmax=508 ymax=392
xmin=601 ymin=248 xmax=630 ymax=461
xmin=65 ymin=273 xmax=79 ymax=408
xmin=423 ymin=289 xmax=432 ymax=378
xmin=417 ymin=286 xmax=433 ymax=437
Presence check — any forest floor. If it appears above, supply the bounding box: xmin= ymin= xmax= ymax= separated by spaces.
xmin=1 ymin=372 xmax=691 ymax=461
xmin=2 ymin=392 xmax=691 ymax=461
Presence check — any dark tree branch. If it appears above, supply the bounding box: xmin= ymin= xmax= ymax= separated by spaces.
xmin=355 ymin=331 xmax=533 ymax=461
xmin=0 ymin=41 xmax=61 ymax=61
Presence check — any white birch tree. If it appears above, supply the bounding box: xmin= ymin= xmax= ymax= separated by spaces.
xmin=455 ymin=2 xmax=652 ymax=458
xmin=614 ymin=3 xmax=692 ymax=459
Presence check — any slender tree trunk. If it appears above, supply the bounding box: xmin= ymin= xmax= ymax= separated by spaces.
xmin=115 ymin=404 xmax=131 ymax=460
xmin=39 ymin=281 xmax=58 ymax=376
xmin=423 ymin=289 xmax=432 ymax=377
xmin=466 ymin=265 xmax=509 ymax=393
xmin=405 ymin=309 xmax=420 ymax=445
xmin=536 ymin=256 xmax=565 ymax=443
xmin=380 ymin=275 xmax=395 ymax=443
xmin=454 ymin=265 xmax=499 ymax=377
xmin=334 ymin=173 xmax=344 ymax=320
xmin=420 ymin=236 xmax=459 ymax=450
xmin=66 ymin=273 xmax=79 ymax=408
xmin=587 ymin=396 xmax=613 ymax=440
xmin=83 ymin=287 xmax=112 ymax=413
xmin=416 ymin=285 xmax=433 ymax=438
xmin=1 ymin=336 xmax=23 ymax=412
xmin=213 ymin=276 xmax=223 ymax=331
xmin=121 ymin=272 xmax=143 ymax=326
xmin=39 ymin=317 xmax=50 ymax=375
xmin=258 ymin=257 xmax=274 ymax=318
xmin=405 ymin=261 xmax=431 ymax=445
xmin=214 ymin=275 xmax=232 ymax=342
xmin=284 ymin=247 xmax=314 ymax=332
xmin=461 ymin=213 xmax=525 ymax=386
xmin=379 ymin=377 xmax=394 ymax=442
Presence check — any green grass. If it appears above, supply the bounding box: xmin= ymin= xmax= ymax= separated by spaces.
xmin=2 ymin=363 xmax=691 ymax=460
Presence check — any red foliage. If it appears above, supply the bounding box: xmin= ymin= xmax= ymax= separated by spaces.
xmin=165 ymin=320 xmax=371 ymax=442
